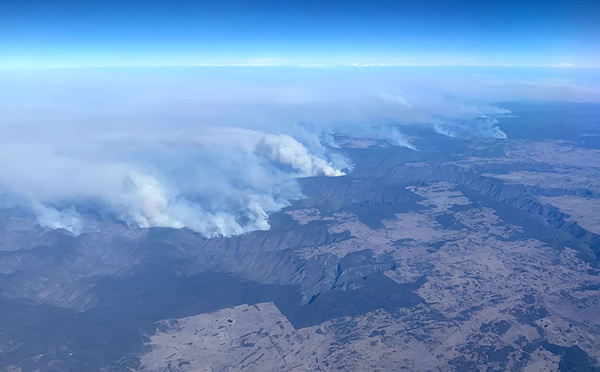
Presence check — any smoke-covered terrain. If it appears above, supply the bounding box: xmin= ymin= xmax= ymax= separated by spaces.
xmin=1 ymin=68 xmax=600 ymax=371
xmin=1 ymin=67 xmax=598 ymax=237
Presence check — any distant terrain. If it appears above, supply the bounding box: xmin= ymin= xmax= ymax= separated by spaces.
xmin=1 ymin=102 xmax=600 ymax=371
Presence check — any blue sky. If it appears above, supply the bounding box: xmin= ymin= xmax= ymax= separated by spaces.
xmin=1 ymin=0 xmax=599 ymax=68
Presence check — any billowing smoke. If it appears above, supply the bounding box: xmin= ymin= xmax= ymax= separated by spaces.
xmin=0 ymin=125 xmax=345 ymax=236
xmin=33 ymin=203 xmax=83 ymax=234
xmin=0 ymin=67 xmax=596 ymax=236
xmin=105 ymin=133 xmax=345 ymax=237
xmin=433 ymin=117 xmax=508 ymax=139
xmin=373 ymin=125 xmax=418 ymax=150
xmin=256 ymin=134 xmax=345 ymax=177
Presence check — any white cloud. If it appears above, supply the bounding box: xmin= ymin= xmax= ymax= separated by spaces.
xmin=553 ymin=62 xmax=575 ymax=68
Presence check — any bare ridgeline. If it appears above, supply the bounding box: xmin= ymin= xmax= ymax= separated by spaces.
xmin=1 ymin=103 xmax=600 ymax=371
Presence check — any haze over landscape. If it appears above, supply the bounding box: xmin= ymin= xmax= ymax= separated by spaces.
xmin=1 ymin=1 xmax=600 ymax=371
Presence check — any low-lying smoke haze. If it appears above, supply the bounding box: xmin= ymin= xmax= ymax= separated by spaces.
xmin=1 ymin=66 xmax=599 ymax=236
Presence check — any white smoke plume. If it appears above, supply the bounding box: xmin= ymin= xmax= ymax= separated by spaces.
xmin=2 ymin=128 xmax=345 ymax=236
xmin=433 ymin=117 xmax=507 ymax=139
xmin=433 ymin=124 xmax=457 ymax=138
xmin=33 ymin=203 xmax=83 ymax=235
xmin=101 ymin=133 xmax=345 ymax=237
xmin=256 ymin=134 xmax=345 ymax=177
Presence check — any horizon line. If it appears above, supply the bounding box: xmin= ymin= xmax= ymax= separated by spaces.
xmin=1 ymin=62 xmax=598 ymax=71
